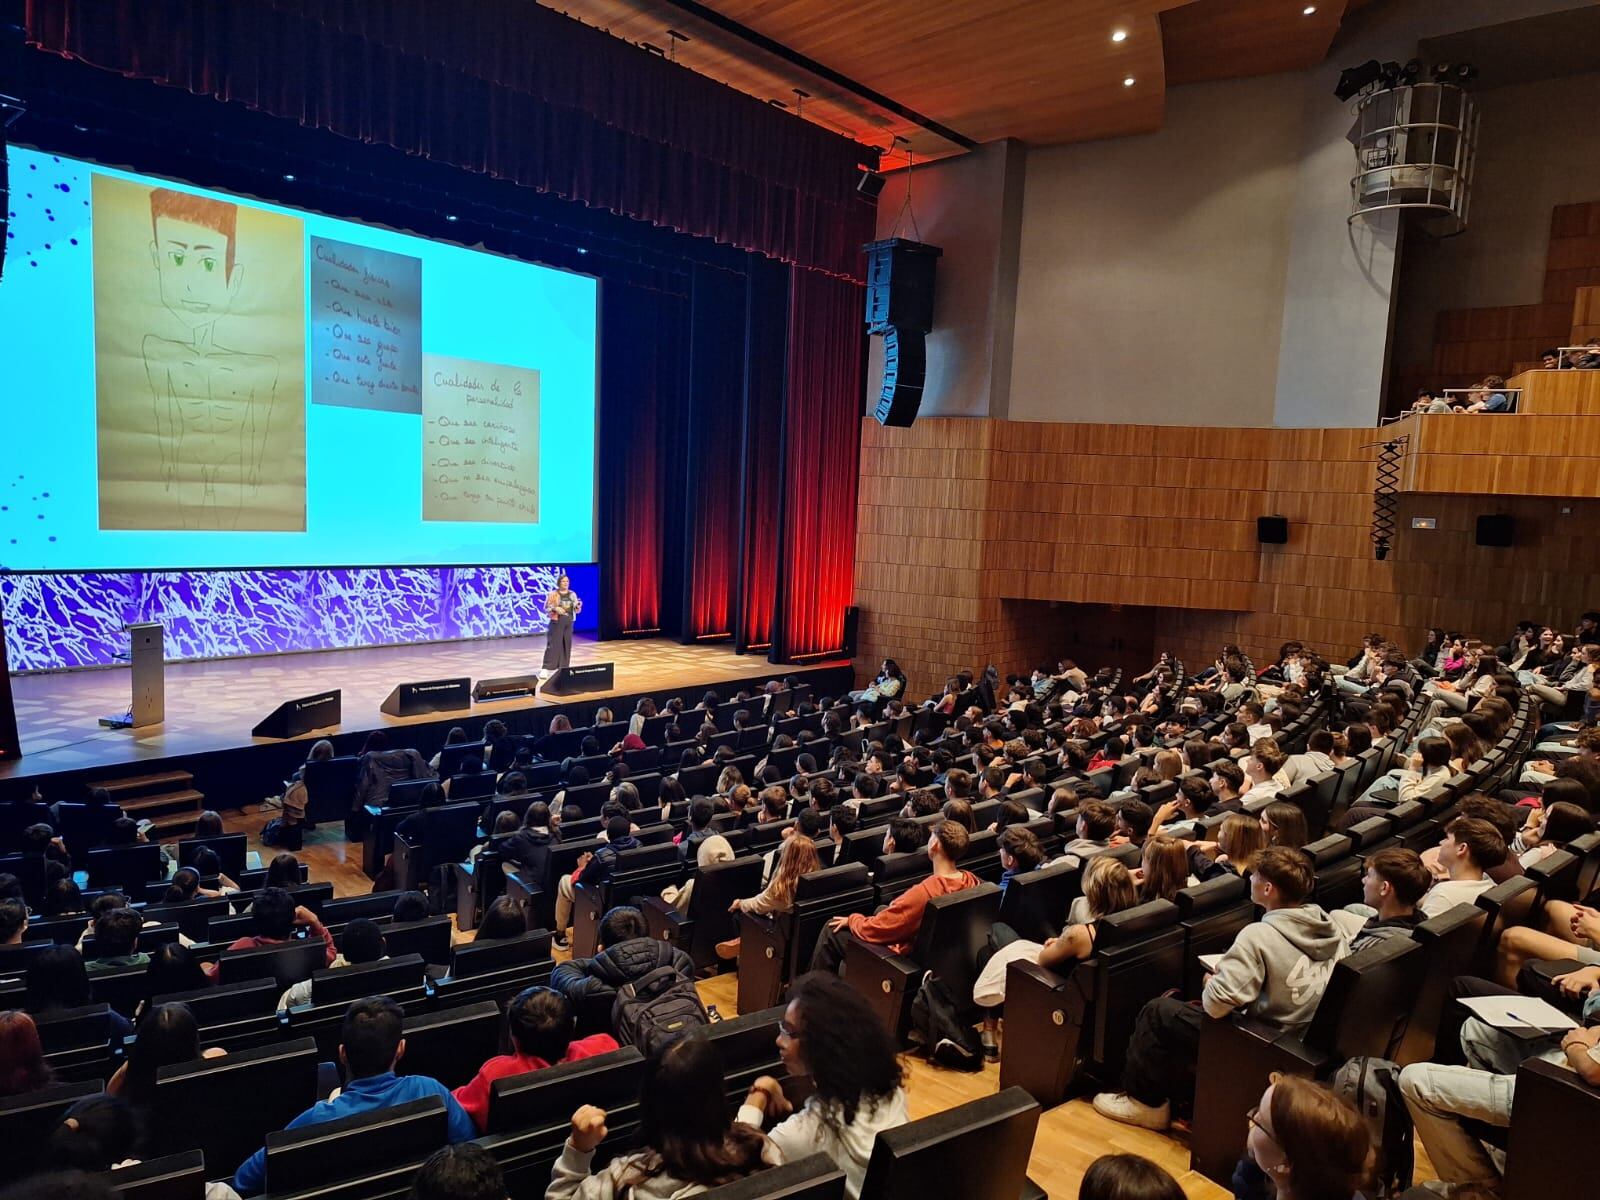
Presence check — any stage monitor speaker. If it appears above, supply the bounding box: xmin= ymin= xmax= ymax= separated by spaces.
xmin=1476 ymin=514 xmax=1515 ymax=547
xmin=542 ymin=663 xmax=614 ymax=695
xmin=874 ymin=327 xmax=928 ymax=428
xmin=252 ymin=690 xmax=342 ymax=740
xmin=842 ymin=606 xmax=860 ymax=658
xmin=1257 ymin=516 xmax=1290 ymax=545
xmin=863 ymin=237 xmax=941 ymax=335
xmin=379 ymin=677 xmax=472 ymax=717
xmin=472 ymin=674 xmax=540 ymax=702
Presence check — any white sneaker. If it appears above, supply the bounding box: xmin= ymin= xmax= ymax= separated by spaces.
xmin=1091 ymin=1092 xmax=1171 ymax=1130
xmin=538 ymin=668 xmax=552 ymax=681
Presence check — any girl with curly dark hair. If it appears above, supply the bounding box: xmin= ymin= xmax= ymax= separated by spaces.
xmin=736 ymin=972 xmax=908 ymax=1199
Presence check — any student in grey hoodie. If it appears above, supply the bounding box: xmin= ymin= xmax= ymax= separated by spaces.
xmin=1092 ymin=846 xmax=1350 ymax=1131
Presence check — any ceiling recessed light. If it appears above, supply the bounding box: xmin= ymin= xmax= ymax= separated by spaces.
xmin=282 ymin=173 xmax=296 ymax=182
xmin=1303 ymin=5 xmax=1317 ymax=13
xmin=1123 ymin=76 xmax=1136 ymax=87
xmin=1111 ymin=29 xmax=1127 ymax=43
xmin=444 ymin=214 xmax=458 ymax=222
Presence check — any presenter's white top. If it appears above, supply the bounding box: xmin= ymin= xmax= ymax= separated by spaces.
xmin=546 ymin=589 xmax=582 ymax=619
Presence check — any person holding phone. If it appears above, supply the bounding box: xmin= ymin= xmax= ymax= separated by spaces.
xmin=540 ymin=572 xmax=583 ymax=680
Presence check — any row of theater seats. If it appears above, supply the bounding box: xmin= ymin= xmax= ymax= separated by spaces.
xmin=1 ymin=1001 xmax=1050 ymax=1200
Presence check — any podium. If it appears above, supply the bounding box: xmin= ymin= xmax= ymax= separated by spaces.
xmin=100 ymin=623 xmax=165 ymax=729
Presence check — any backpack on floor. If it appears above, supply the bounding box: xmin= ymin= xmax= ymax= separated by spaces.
xmin=612 ymin=965 xmax=708 ymax=1056
xmin=909 ymin=970 xmax=984 ymax=1072
xmin=1330 ymin=1055 xmax=1413 ymax=1197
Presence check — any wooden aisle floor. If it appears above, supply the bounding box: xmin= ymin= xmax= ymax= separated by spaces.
xmin=227 ymin=807 xmax=1232 ymax=1199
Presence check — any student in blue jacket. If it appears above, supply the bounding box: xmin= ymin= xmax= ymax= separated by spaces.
xmin=233 ymin=996 xmax=474 ymax=1194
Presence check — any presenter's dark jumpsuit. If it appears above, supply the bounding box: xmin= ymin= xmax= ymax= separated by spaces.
xmin=543 ymin=591 xmax=579 ymax=671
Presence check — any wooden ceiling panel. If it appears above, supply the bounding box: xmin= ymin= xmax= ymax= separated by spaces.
xmin=540 ymin=0 xmax=1360 ymax=157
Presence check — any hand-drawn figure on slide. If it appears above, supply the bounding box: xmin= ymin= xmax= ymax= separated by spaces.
xmin=141 ymin=189 xmax=278 ymax=529
xmin=93 ymin=174 xmax=306 ymax=533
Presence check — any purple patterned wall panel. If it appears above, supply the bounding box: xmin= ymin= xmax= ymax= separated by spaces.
xmin=1 ymin=563 xmax=597 ymax=672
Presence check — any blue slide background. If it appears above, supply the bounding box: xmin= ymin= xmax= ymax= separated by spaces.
xmin=0 ymin=146 xmax=598 ymax=572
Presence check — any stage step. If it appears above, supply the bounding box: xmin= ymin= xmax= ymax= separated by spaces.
xmin=91 ymin=770 xmax=194 ymax=800
xmin=119 ymin=788 xmax=205 ymax=815
xmin=145 ymin=811 xmax=203 ymax=840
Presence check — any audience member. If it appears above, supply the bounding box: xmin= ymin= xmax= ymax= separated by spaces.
xmin=453 ymin=986 xmax=618 ymax=1132
xmin=737 ymin=972 xmax=907 ymax=1199
xmin=0 ymin=1010 xmax=52 ymax=1098
xmin=1419 ymin=817 xmax=1506 ymax=918
xmin=279 ymin=918 xmax=388 ymax=1010
xmin=551 ymin=1035 xmax=777 ymax=1197
xmin=1243 ymin=1075 xmax=1371 ymax=1200
xmin=203 ymin=887 xmax=334 ymax=980
xmin=551 ymin=906 xmax=695 ymax=1010
xmin=410 ymin=1144 xmax=505 ymax=1200
xmin=1078 ymin=1155 xmax=1184 ymax=1200
xmin=233 ymin=996 xmax=473 ymax=1194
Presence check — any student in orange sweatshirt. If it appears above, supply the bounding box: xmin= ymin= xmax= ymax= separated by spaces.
xmin=807 ymin=820 xmax=980 ymax=973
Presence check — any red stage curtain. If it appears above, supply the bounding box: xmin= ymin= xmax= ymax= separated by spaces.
xmin=736 ymin=258 xmax=790 ymax=653
xmin=599 ymin=284 xmax=687 ymax=638
xmin=24 ymin=0 xmax=876 ymax=280
xmin=774 ymin=270 xmax=865 ymax=660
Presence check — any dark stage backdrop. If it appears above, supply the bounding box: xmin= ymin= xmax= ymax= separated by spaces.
xmin=15 ymin=0 xmax=868 ymax=676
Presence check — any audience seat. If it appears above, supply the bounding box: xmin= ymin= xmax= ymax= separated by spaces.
xmin=1000 ymin=898 xmax=1184 ymax=1108
xmin=1503 ymin=1056 xmax=1600 ymax=1200
xmin=218 ymin=938 xmax=330 ymax=990
xmin=152 ymin=1036 xmax=320 ymax=1175
xmin=1189 ymin=936 xmax=1425 ymax=1185
xmin=263 ymin=1095 xmax=448 ymax=1200
xmin=392 ymin=802 xmax=480 ymax=900
xmin=177 ymin=833 xmax=250 ymax=880
xmin=842 ymin=882 xmax=1001 ymax=1042
xmin=86 ymin=843 xmax=166 ymax=895
xmin=105 ymin=1150 xmax=207 ymax=1200
xmin=995 ymin=860 xmax=1079 ymax=944
xmin=696 ymin=1154 xmax=846 ymax=1200
xmin=0 ymin=1080 xmax=101 ymax=1184
xmin=859 ymin=1085 xmax=1046 ymax=1200
xmin=397 ymin=1000 xmax=501 ymax=1091
xmin=1174 ymin=874 xmax=1255 ymax=1000
xmin=303 ymin=755 xmax=362 ymax=827
xmin=377 ymin=915 xmax=455 ymax=968
xmin=1395 ymin=902 xmax=1485 ymax=1065
xmin=736 ymin=863 xmax=874 ymax=1014
xmin=641 ymin=855 xmax=765 ymax=970
xmin=571 ymin=842 xmax=684 ymax=957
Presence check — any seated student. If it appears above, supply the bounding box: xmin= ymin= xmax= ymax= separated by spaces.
xmin=1093 ymin=847 xmax=1350 ymax=1130
xmin=1209 ymin=760 xmax=1247 ymax=812
xmin=1330 ymin=847 xmax=1430 ymax=951
xmin=808 ymin=821 xmax=979 ymax=975
xmin=1241 ymin=1075 xmax=1371 ymax=1200
xmin=996 ymin=826 xmax=1045 ymax=897
xmin=660 ymin=833 xmax=734 ymax=915
xmin=1111 ymin=799 xmax=1153 ymax=849
xmin=0 ymin=897 xmax=26 ymax=951
xmin=278 ymin=918 xmax=387 ymax=1011
xmin=233 ymin=997 xmax=474 ymax=1194
xmin=392 ymin=890 xmax=430 ymax=923
xmin=879 ymin=815 xmax=927 ymax=860
xmin=551 ymin=906 xmax=695 ymax=1009
xmin=106 ymin=1002 xmax=225 ymax=1108
xmin=1419 ymin=817 xmax=1506 ymax=919
xmin=1512 ymin=800 xmax=1594 ymax=870
xmin=1188 ymin=812 xmax=1267 ymax=883
xmin=0 ymin=1010 xmax=52 ymax=1099
xmin=552 ymin=1034 xmax=778 ymax=1198
xmin=412 ymin=1143 xmax=506 ymax=1200
xmin=553 ymin=817 xmax=641 ymax=951
xmin=453 ymin=986 xmax=618 ymax=1133
xmin=1059 ymin=800 xmax=1117 ymax=867
xmin=85 ymin=908 xmax=149 ymax=976
xmin=676 ymin=799 xmax=718 ymax=866
xmin=203 ymin=887 xmax=335 ymax=981
xmin=737 ymin=972 xmax=908 ymax=1199
xmin=1079 ymin=1155 xmax=1185 ymax=1200
xmin=1240 ymin=740 xmax=1288 ymax=811
xmin=1258 ymin=802 xmax=1309 ymax=851
xmin=475 ymin=896 xmax=529 ymax=941
xmin=1399 ymin=988 xmax=1600 ymax=1191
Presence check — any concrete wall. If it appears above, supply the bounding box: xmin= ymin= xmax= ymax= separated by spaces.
xmin=1008 ymin=73 xmax=1304 ymax=427
xmin=1391 ymin=70 xmax=1600 ymax=371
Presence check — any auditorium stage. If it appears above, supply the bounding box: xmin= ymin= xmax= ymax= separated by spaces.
xmin=1 ymin=634 xmax=854 ymax=797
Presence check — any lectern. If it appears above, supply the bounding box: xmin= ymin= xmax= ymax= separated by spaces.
xmin=100 ymin=622 xmax=165 ymax=729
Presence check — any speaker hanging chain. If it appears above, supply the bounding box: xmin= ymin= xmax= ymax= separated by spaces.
xmin=886 ymin=136 xmax=922 ymax=243
xmin=1371 ymin=435 xmax=1406 ymax=561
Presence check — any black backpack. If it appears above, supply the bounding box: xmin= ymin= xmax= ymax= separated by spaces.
xmin=612 ymin=965 xmax=708 ymax=1056
xmin=1330 ymin=1055 xmax=1413 ymax=1197
xmin=908 ymin=970 xmax=984 ymax=1072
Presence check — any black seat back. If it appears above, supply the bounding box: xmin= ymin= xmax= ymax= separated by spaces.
xmin=399 ymin=1000 xmax=502 ymax=1090
xmin=218 ymin=938 xmax=328 ymax=988
xmin=996 ymin=859 xmax=1080 ymax=943
xmin=153 ymin=1036 xmax=320 ymax=1169
xmin=55 ymin=803 xmax=122 ymax=855
xmin=381 ymin=915 xmax=456 ymax=967
xmin=105 ymin=1150 xmax=207 ymax=1200
xmin=265 ymin=1095 xmax=448 ymax=1197
xmin=681 ymin=856 xmax=766 ymax=967
xmin=145 ymin=897 xmax=232 ymax=943
xmin=487 ymin=1044 xmax=645 ymax=1135
xmin=303 ymin=756 xmax=362 ymax=824
xmin=0 ymin=1080 xmax=101 ymax=1184
xmin=449 ymin=929 xmax=553 ymax=979
xmin=697 ymin=1154 xmax=846 ymax=1200
xmin=1174 ymin=874 xmax=1255 ymax=999
xmin=859 ymin=1086 xmax=1041 ymax=1200
xmin=86 ymin=843 xmax=165 ymax=894
xmin=177 ymin=834 xmax=249 ymax=879
xmin=1091 ymin=900 xmax=1184 ymax=1072
xmin=909 ymin=884 xmax=1002 ymax=1014
xmin=153 ymin=978 xmax=281 ymax=1027
xmin=309 ymin=954 xmax=429 ymax=1007
xmin=1304 ymin=936 xmax=1425 ymax=1060
xmin=1397 ymin=902 xmax=1486 ymax=1065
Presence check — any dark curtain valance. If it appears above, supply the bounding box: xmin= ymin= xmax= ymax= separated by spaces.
xmin=24 ymin=0 xmax=879 ymax=280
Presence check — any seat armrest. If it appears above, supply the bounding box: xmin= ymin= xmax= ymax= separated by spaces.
xmin=639 ymin=896 xmax=691 ymax=946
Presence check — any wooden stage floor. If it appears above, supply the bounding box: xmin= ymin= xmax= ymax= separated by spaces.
xmin=3 ymin=634 xmax=850 ymax=784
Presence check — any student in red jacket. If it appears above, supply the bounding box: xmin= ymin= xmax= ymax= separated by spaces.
xmin=453 ymin=985 xmax=618 ymax=1132
xmin=808 ymin=820 xmax=980 ymax=973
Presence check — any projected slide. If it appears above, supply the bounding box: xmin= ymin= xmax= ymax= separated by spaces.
xmin=0 ymin=147 xmax=598 ymax=571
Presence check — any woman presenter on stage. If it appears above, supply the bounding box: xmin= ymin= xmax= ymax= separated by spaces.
xmin=540 ymin=573 xmax=582 ymax=680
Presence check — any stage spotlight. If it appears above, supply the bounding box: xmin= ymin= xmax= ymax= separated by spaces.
xmin=1402 ymin=59 xmax=1422 ymax=84
xmin=1455 ymin=63 xmax=1478 ymax=82
xmin=1378 ymin=61 xmax=1402 ymax=87
xmin=1431 ymin=62 xmax=1452 ymax=81
xmin=576 ymin=247 xmax=589 ymax=255
xmin=1335 ymin=59 xmax=1381 ymax=101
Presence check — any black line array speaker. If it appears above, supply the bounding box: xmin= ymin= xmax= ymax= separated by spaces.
xmin=864 ymin=238 xmax=941 ymax=428
xmin=1257 ymin=516 xmax=1289 ymax=545
xmin=1476 ymin=514 xmax=1515 ymax=547
xmin=874 ymin=327 xmax=928 ymax=428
